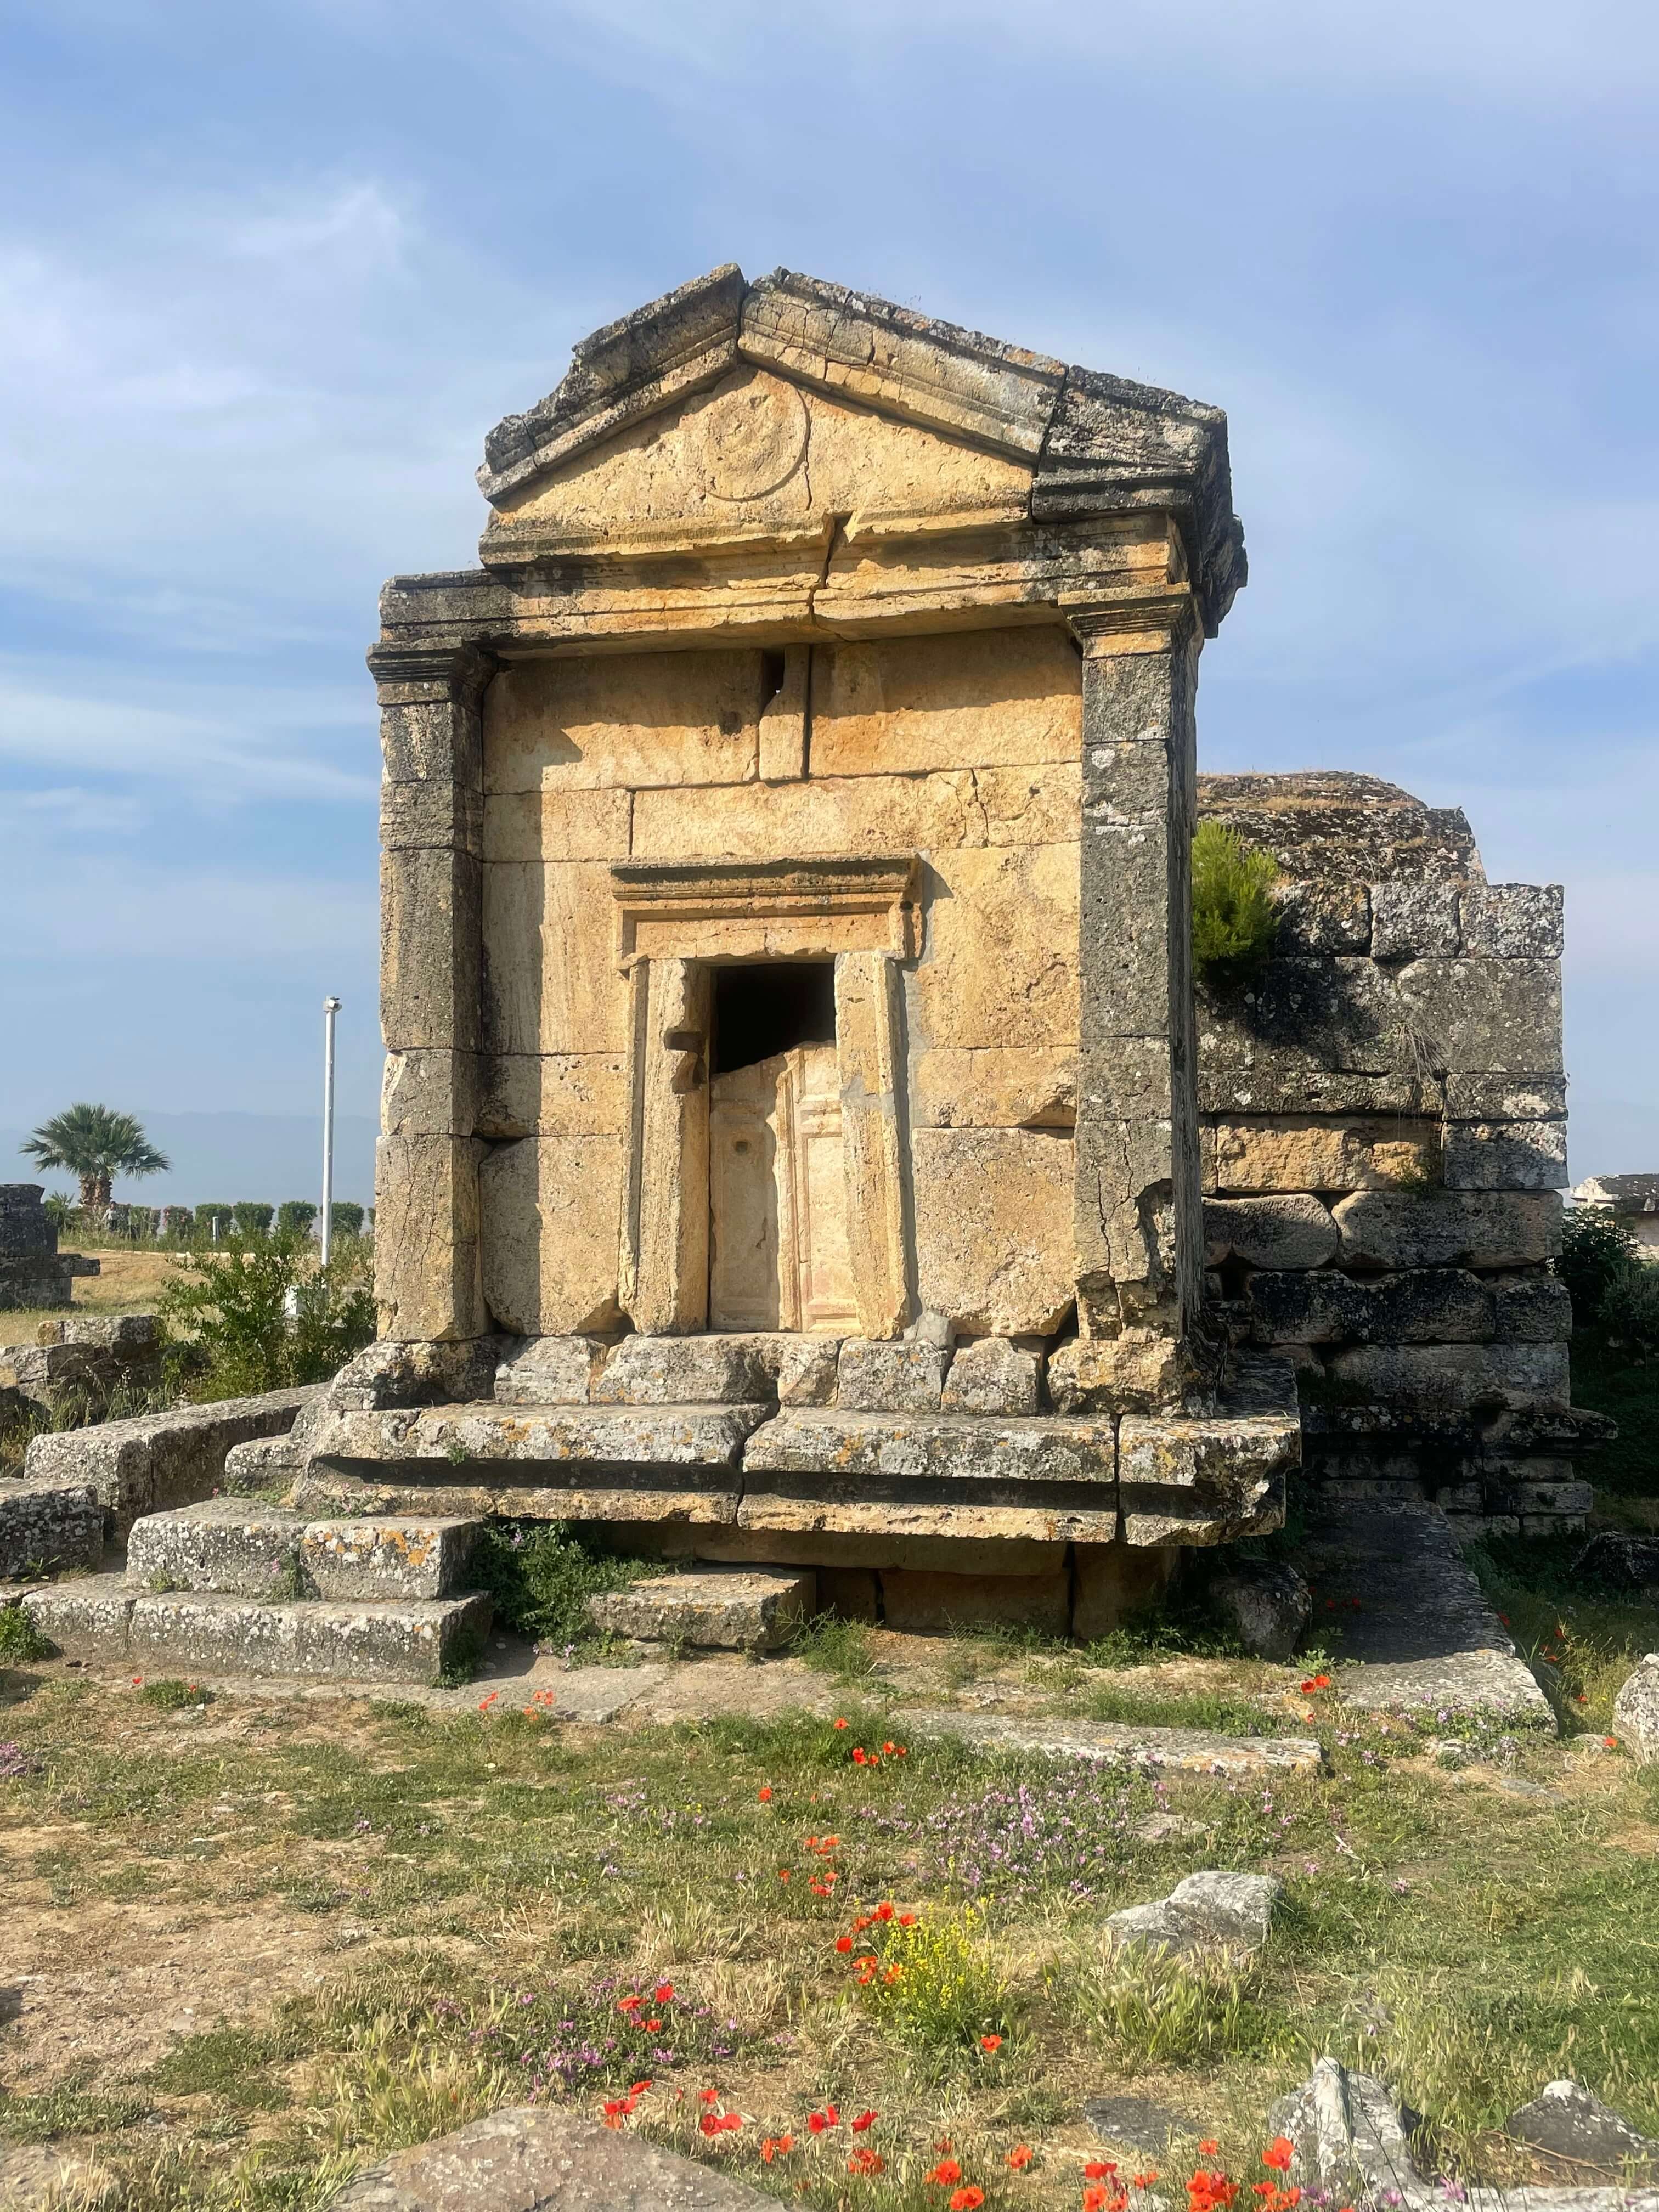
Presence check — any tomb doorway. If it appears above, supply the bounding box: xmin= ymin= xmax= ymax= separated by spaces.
xmin=707 ymin=961 xmax=857 ymax=1333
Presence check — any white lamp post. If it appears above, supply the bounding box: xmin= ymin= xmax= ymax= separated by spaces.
xmin=320 ymin=996 xmax=342 ymax=1267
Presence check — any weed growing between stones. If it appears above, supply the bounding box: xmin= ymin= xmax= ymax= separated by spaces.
xmin=1190 ymin=821 xmax=1281 ymax=986
xmin=0 ymin=1598 xmax=52 ymax=1663
xmin=469 ymin=1521 xmax=669 ymax=1657
xmin=793 ymin=1613 xmax=882 ymax=1683
xmin=135 ymin=1676 xmax=210 ymax=1710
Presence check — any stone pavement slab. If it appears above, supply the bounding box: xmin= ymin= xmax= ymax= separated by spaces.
xmin=892 ymin=1706 xmax=1322 ymax=1775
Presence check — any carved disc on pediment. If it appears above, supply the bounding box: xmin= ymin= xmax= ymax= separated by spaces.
xmin=695 ymin=373 xmax=810 ymax=502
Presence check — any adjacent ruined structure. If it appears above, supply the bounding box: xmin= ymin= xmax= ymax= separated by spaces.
xmin=0 ymin=1184 xmax=98 ymax=1311
xmin=289 ymin=265 xmax=1587 ymax=1634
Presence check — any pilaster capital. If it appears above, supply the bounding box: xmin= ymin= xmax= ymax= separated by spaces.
xmin=1063 ymin=590 xmax=1200 ymax=658
xmin=366 ymin=640 xmax=497 ymax=708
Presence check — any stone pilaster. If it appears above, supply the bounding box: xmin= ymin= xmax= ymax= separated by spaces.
xmin=369 ymin=641 xmax=494 ymax=1342
xmin=1069 ymin=596 xmax=1206 ymax=1381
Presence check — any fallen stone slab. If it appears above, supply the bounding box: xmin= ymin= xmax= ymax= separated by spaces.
xmin=22 ymin=1385 xmax=323 ymax=1534
xmin=1612 ymin=1655 xmax=1659 ymax=1765
xmin=1505 ymin=2081 xmax=1659 ymax=2171
xmin=1107 ymin=1870 xmax=1283 ymax=1956
xmin=891 ymin=1707 xmax=1322 ymax=1775
xmin=326 ymin=2104 xmax=786 ymax=2210
xmin=588 ymin=1566 xmax=811 ymax=1654
xmin=0 ymin=1475 xmax=104 ymax=1579
xmin=1297 ymin=1502 xmax=1553 ymax=1726
xmin=1083 ymin=2094 xmax=1199 ymax=2152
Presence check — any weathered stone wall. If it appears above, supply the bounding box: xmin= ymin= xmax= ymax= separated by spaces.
xmin=470 ymin=625 xmax=1084 ymax=1344
xmin=1195 ymin=772 xmax=1584 ymax=1534
xmin=0 ymin=1184 xmax=92 ymax=1312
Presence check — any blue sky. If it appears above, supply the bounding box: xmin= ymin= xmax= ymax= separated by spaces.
xmin=2 ymin=0 xmax=1655 ymax=1195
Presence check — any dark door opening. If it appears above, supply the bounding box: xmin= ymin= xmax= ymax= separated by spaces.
xmin=711 ymin=960 xmax=836 ymax=1077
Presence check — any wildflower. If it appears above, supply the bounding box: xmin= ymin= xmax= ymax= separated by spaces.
xmin=700 ymin=2111 xmax=742 ymax=2137
xmin=980 ymin=2033 xmax=1003 ymax=2052
xmin=935 ymin=2139 xmax=955 ymax=2155
xmin=777 ymin=1868 xmax=791 ymax=1882
xmin=849 ymin=2147 xmax=887 ymax=2177
xmin=928 ymin=2159 xmax=963 ymax=2185
xmin=1263 ymin=2140 xmax=1294 ymax=2173
xmin=876 ymin=1901 xmax=894 ymax=1921
xmin=1199 ymin=2144 xmax=1220 ymax=2159
xmin=836 ymin=1936 xmax=854 ymax=1954
xmin=654 ymin=1982 xmax=673 ymax=2003
xmin=899 ymin=1911 xmax=918 ymax=1926
xmin=642 ymin=2019 xmax=661 ymax=2033
xmin=1086 ymin=2164 xmax=1119 ymax=2180
xmin=1008 ymin=2143 xmax=1035 ymax=2169
xmin=699 ymin=2087 xmax=721 ymax=2103
xmin=833 ymin=1717 xmax=850 ymax=1730
xmin=809 ymin=2105 xmax=840 ymax=2134
xmin=851 ymin=2111 xmax=877 ymax=2132
xmin=618 ymin=1996 xmax=644 ymax=2015
xmin=949 ymin=2191 xmax=985 ymax=2211
xmin=883 ymin=1740 xmax=897 ymax=1754
xmin=1133 ymin=2175 xmax=1161 ymax=2190
xmin=1605 ymin=1735 xmax=1620 ymax=1750
xmin=853 ymin=1747 xmax=868 ymax=1764
xmin=762 ymin=2135 xmax=795 ymax=2162
xmin=758 ymin=1786 xmax=773 ymax=1802
xmin=1299 ymin=1674 xmax=1331 ymax=1694
xmin=1085 ymin=2191 xmax=1113 ymax=2212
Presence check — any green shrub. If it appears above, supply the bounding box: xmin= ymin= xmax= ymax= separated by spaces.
xmin=276 ymin=1200 xmax=318 ymax=1237
xmin=1192 ymin=819 xmax=1281 ymax=985
xmin=330 ymin=1201 xmax=366 ymax=1239
xmin=1598 ymin=1259 xmax=1659 ymax=1361
xmin=1559 ymin=1206 xmax=1638 ymax=1325
xmin=0 ymin=1601 xmax=52 ymax=1663
xmin=470 ymin=1522 xmax=669 ymax=1652
xmin=232 ymin=1202 xmax=275 ymax=1236
xmin=158 ymin=1232 xmax=375 ymax=1398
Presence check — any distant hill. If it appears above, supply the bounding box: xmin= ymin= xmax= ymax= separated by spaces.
xmin=1 ymin=1110 xmax=378 ymax=1209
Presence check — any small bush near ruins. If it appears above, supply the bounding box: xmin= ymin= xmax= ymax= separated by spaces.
xmin=1191 ymin=821 xmax=1281 ymax=985
xmin=1558 ymin=1205 xmax=1639 ymax=1327
xmin=0 ymin=1599 xmax=52 ymax=1663
xmin=469 ymin=1521 xmax=669 ymax=1656
xmin=157 ymin=1229 xmax=375 ymax=1398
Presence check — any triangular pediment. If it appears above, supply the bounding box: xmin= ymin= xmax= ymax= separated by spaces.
xmin=476 ymin=265 xmax=1246 ymax=629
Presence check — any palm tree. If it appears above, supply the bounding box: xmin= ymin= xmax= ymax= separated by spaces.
xmin=21 ymin=1104 xmax=170 ymax=1210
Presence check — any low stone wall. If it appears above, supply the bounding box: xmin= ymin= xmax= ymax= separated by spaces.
xmin=1196 ymin=773 xmax=1589 ymax=1536
xmin=21 ymin=1384 xmax=324 ymax=1536
xmin=0 ymin=1475 xmax=103 ymax=1579
xmin=1 ymin=1313 xmax=165 ymax=1414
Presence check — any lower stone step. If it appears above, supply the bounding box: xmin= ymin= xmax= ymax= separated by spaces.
xmin=587 ymin=1565 xmax=813 ymax=1653
xmin=125 ymin=1499 xmax=484 ymax=1600
xmin=21 ymin=1574 xmax=490 ymax=1685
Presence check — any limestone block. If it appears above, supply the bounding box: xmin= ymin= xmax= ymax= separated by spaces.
xmin=1444 ymin=1073 xmax=1567 ymax=1121
xmin=1203 ymin=1194 xmax=1339 ymax=1269
xmin=810 ymin=627 xmax=1081 ymax=777
xmin=381 ymin=1049 xmax=479 ymax=1139
xmin=316 ymin=1339 xmax=501 ymax=1414
xmin=1333 ymin=1188 xmax=1561 ymax=1270
xmin=481 ymin=860 xmax=629 ymax=1056
xmin=977 ymin=761 xmax=1084 ymax=848
xmin=1392 ymin=957 xmax=1562 ymax=1074
xmin=633 ymin=766 xmax=980 ymax=861
xmin=836 ymin=1339 xmax=948 ymax=1412
xmin=314 ymin=1400 xmax=767 ymax=1478
xmin=817 ymin=1565 xmax=881 ymax=1621
xmin=375 ymin=1134 xmax=486 ymax=1341
xmin=379 ymin=686 xmax=483 ymax=789
xmin=943 ymin=1336 xmax=1042 ymax=1415
xmin=1200 ymin=1065 xmax=1437 ymax=1120
xmin=911 ymin=1127 xmax=1075 ymax=1336
xmin=909 ymin=1047 xmax=1077 ymax=1130
xmin=744 ymin=1407 xmax=1115 ymax=1486
xmin=1273 ymin=882 xmax=1371 ymax=956
xmin=1047 ymin=1333 xmax=1195 ymax=1416
xmin=1079 ymin=810 xmax=1176 ymax=1042
xmin=223 ymin=1436 xmax=298 ymax=1494
xmin=836 ymin=951 xmax=911 ymax=1340
xmin=1321 ymin=1342 xmax=1570 ymax=1417
xmin=478 ymin=1135 xmax=624 ymax=1338
xmin=1076 ymin=1042 xmax=1171 ymax=1121
xmin=381 ymin=847 xmax=482 ymax=1054
xmin=1108 ymin=1870 xmax=1282 ymax=1956
xmin=1358 ymin=1268 xmax=1495 ymax=1344
xmin=482 ymin=648 xmax=764 ymax=793
xmin=1612 ymin=1655 xmax=1659 ymax=1765
xmin=588 ymin=1566 xmax=812 ymax=1652
xmin=1503 ymin=2080 xmax=1659 ymax=2168
xmin=493 ymin=1336 xmax=608 ymax=1405
xmin=1267 ymin=2059 xmax=1425 ymax=2203
xmin=1197 ymin=959 xmax=1407 ymax=1085
xmin=1244 ymin=1269 xmax=1369 ymax=1345
xmin=1370 ymin=881 xmax=1460 ymax=960
xmin=758 ymin=642 xmax=808 ymax=782
xmin=21 ymin=1386 xmax=320 ymax=1535
xmin=0 ymin=1476 xmax=103 ymax=1578
xmin=1071 ymin=1543 xmax=1180 ymax=1639
xmin=299 ymin=1516 xmax=481 ymax=1602
xmin=595 ymin=1334 xmax=772 ymax=1406
xmin=1117 ymin=1409 xmax=1296 ymax=1547
xmin=1460 ymin=882 xmax=1564 ymax=958
xmin=380 ymin=775 xmax=483 ymax=856
xmin=19 ymin=1574 xmax=136 ymax=1657
xmin=1491 ymin=1274 xmax=1573 ymax=1341
xmin=774 ymin=1336 xmax=840 ymax=1406
xmin=909 ymin=842 xmax=1080 ymax=1051
xmin=125 ymin=1500 xmax=304 ymax=1598
xmin=1073 ymin=1114 xmax=1182 ymax=1302
xmin=1207 ymin=1116 xmax=1438 ymax=1195
xmin=476 ymin=1053 xmax=629 ymax=1140
xmin=625 ymin=957 xmax=710 ymax=1335
xmin=1443 ymin=1120 xmax=1568 ymax=1190
xmin=481 ymin=787 xmax=631 ymax=864
xmin=881 ymin=1566 xmax=1070 ymax=1635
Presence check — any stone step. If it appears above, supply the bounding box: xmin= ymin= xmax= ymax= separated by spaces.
xmin=124 ymin=1499 xmax=485 ymax=1600
xmin=21 ymin=1574 xmax=490 ymax=1686
xmin=588 ymin=1566 xmax=813 ymax=1653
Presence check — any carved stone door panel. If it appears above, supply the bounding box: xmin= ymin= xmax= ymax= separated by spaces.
xmin=709 ymin=1043 xmax=856 ymax=1334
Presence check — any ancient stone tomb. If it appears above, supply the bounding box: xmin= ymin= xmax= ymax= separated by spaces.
xmin=311 ymin=265 xmax=1581 ymax=1631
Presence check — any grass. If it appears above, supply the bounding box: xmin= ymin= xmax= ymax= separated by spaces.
xmin=5 ymin=1638 xmax=1659 ymax=2210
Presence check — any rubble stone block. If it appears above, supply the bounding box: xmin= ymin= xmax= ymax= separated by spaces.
xmin=1443 ymin=1119 xmax=1568 ymax=1190
xmin=595 ymin=1334 xmax=772 ymax=1407
xmin=588 ymin=1566 xmax=812 ymax=1651
xmin=1332 ymin=1188 xmax=1561 ymax=1271
xmin=1460 ymin=882 xmax=1564 ymax=959
xmin=1362 ymin=1268 xmax=1496 ymax=1344
xmin=882 ymin=1565 xmax=1070 ymax=1635
xmin=1271 ymin=882 xmax=1372 ymax=955
xmin=0 ymin=1476 xmax=103 ymax=1579
xmin=943 ymin=1336 xmax=1042 ymax=1415
xmin=493 ymin=1335 xmax=608 ymax=1405
xmin=1371 ymin=880 xmax=1460 ymax=960
xmin=1204 ymin=1560 xmax=1311 ymax=1660
xmin=1444 ymin=1073 xmax=1566 ymax=1121
xmin=1244 ymin=1269 xmax=1369 ymax=1344
xmin=1203 ymin=1194 xmax=1339 ymax=1269
xmin=1491 ymin=1274 xmax=1573 ymax=1341
xmin=1612 ymin=1655 xmax=1659 ymax=1763
xmin=1118 ymin=1409 xmax=1296 ymax=1547
xmin=1321 ymin=1341 xmax=1570 ymax=1417
xmin=836 ymin=1339 xmax=949 ymax=1412
xmin=774 ymin=1336 xmax=841 ymax=1406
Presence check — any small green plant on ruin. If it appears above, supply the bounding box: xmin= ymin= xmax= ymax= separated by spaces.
xmin=0 ymin=1600 xmax=52 ymax=1664
xmin=469 ymin=1521 xmax=670 ymax=1659
xmin=157 ymin=1228 xmax=375 ymax=1399
xmin=1191 ymin=820 xmax=1281 ymax=986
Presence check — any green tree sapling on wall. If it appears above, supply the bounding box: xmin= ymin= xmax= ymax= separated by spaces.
xmin=1190 ymin=821 xmax=1281 ymax=986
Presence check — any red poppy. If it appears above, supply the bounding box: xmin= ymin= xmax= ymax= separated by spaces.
xmin=835 ymin=1936 xmax=854 ymax=1954
xmin=927 ymin=2159 xmax=963 ymax=2185
xmin=899 ymin=1911 xmax=918 ymax=1926
xmin=1008 ymin=2143 xmax=1034 ymax=2169
xmin=654 ymin=1983 xmax=673 ymax=2004
xmin=1133 ymin=2175 xmax=1160 ymax=2190
xmin=758 ymin=1786 xmax=772 ymax=1802
xmin=1086 ymin=2163 xmax=1119 ymax=2180
xmin=777 ymin=1868 xmax=791 ymax=1881
xmin=642 ymin=2019 xmax=661 ymax=2033
xmin=949 ymin=2191 xmax=985 ymax=2211
xmin=852 ymin=1747 xmax=868 ymax=1764
xmin=1199 ymin=2143 xmax=1220 ymax=2158
xmin=699 ymin=2087 xmax=720 ymax=2103
xmin=1262 ymin=2140 xmax=1294 ymax=2173
xmin=851 ymin=2110 xmax=877 ymax=2131
xmin=848 ymin=2147 xmax=886 ymax=2177
xmin=875 ymin=1901 xmax=894 ymax=1921
xmin=1085 ymin=2190 xmax=1110 ymax=2212
xmin=833 ymin=1717 xmax=849 ymax=1729
xmin=761 ymin=2135 xmax=794 ymax=2162
xmin=980 ymin=2033 xmax=1003 ymax=2052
